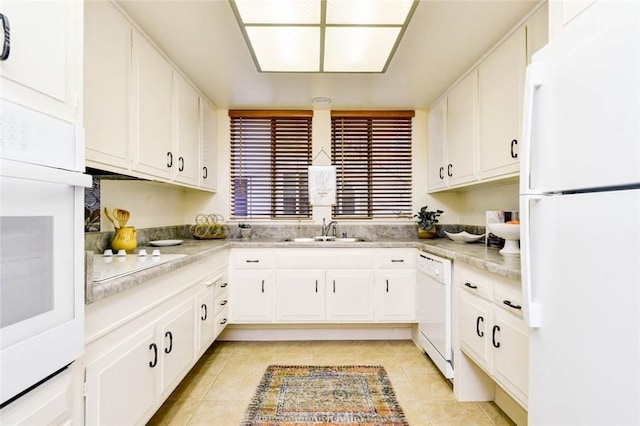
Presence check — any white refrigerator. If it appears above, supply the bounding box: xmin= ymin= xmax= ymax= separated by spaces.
xmin=520 ymin=1 xmax=640 ymax=424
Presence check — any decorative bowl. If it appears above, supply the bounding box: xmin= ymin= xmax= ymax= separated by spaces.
xmin=487 ymin=223 xmax=521 ymax=254
xmin=444 ymin=231 xmax=485 ymax=243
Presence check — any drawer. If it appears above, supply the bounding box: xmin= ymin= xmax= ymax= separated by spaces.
xmin=215 ymin=276 xmax=229 ymax=293
xmin=493 ymin=287 xmax=524 ymax=319
xmin=457 ymin=267 xmax=493 ymax=301
xmin=214 ymin=293 xmax=229 ymax=316
xmin=375 ymin=249 xmax=416 ymax=268
xmin=233 ymin=250 xmax=275 ymax=268
xmin=214 ymin=308 xmax=229 ymax=337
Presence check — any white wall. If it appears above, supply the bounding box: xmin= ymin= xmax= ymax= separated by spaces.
xmin=100 ymin=180 xmax=188 ymax=230
xmin=456 ymin=180 xmax=519 ymax=225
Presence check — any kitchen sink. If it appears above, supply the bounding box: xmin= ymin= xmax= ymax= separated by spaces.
xmin=281 ymin=236 xmax=367 ymax=243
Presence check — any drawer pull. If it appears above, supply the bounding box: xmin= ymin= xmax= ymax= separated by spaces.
xmin=386 ymin=279 xmax=389 ymax=293
xmin=315 ymin=280 xmax=318 ymax=293
xmin=476 ymin=316 xmax=484 ymax=337
xmin=220 ymin=300 xmax=228 ymax=306
xmin=220 ymin=282 xmax=228 ymax=288
xmin=464 ymin=282 xmax=478 ymax=289
xmin=333 ymin=280 xmax=336 ymax=293
xmin=246 ymin=260 xmax=259 ymax=263
xmin=391 ymin=259 xmax=404 ymax=263
xmin=503 ymin=300 xmax=522 ymax=310
xmin=220 ymin=318 xmax=228 ymax=325
xmin=492 ymin=325 xmax=501 ymax=348
xmin=149 ymin=343 xmax=158 ymax=368
xmin=164 ymin=331 xmax=173 ymax=354
xmin=261 ymin=279 xmax=264 ymax=293
xmin=201 ymin=304 xmax=208 ymax=321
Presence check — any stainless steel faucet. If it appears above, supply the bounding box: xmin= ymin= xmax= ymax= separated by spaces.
xmin=321 ymin=218 xmax=338 ymax=237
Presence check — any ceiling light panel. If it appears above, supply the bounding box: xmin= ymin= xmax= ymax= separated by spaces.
xmin=245 ymin=26 xmax=320 ymax=72
xmin=326 ymin=0 xmax=415 ymax=25
xmin=234 ymin=0 xmax=320 ymax=24
xmin=324 ymin=27 xmax=401 ymax=72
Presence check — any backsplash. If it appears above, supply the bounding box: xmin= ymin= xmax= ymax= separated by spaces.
xmin=85 ymin=223 xmax=486 ymax=253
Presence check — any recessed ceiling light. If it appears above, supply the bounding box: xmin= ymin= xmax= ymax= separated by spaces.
xmin=312 ymin=97 xmax=332 ymax=105
xmin=230 ymin=0 xmax=419 ymax=73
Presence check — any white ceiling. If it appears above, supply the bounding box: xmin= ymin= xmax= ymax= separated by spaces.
xmin=116 ymin=0 xmax=540 ymax=110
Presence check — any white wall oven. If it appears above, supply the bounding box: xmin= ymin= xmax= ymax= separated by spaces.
xmin=0 ymin=100 xmax=90 ymax=407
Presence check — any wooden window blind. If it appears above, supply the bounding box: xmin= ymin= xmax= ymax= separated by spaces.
xmin=331 ymin=111 xmax=414 ymax=219
xmin=229 ymin=110 xmax=313 ymax=219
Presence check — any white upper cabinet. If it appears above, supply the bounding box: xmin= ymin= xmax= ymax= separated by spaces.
xmin=427 ymin=97 xmax=447 ymax=191
xmin=478 ymin=27 xmax=526 ymax=180
xmin=199 ymin=98 xmax=218 ymax=191
xmin=427 ymin=3 xmax=548 ymax=193
xmin=0 ymin=1 xmax=81 ymax=123
xmin=446 ymin=71 xmax=478 ymax=186
xmin=83 ymin=1 xmax=217 ymax=190
xmin=84 ymin=1 xmax=131 ymax=172
xmin=173 ymin=74 xmax=200 ymax=186
xmin=131 ymin=30 xmax=174 ymax=180
xmin=549 ymin=0 xmax=596 ymax=39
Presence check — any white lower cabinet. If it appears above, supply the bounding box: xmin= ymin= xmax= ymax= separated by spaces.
xmin=457 ymin=263 xmax=529 ymax=408
xmin=83 ymin=252 xmax=228 ymax=425
xmin=325 ymin=269 xmax=375 ymax=322
xmin=85 ymin=326 xmax=158 ymax=426
xmin=276 ymin=269 xmax=325 ymax=321
xmin=231 ymin=248 xmax=413 ymax=324
xmin=232 ymin=269 xmax=275 ymax=322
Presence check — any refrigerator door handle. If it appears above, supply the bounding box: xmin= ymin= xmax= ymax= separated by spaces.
xmin=521 ymin=194 xmax=543 ymax=328
xmin=521 ymin=61 xmax=545 ymax=195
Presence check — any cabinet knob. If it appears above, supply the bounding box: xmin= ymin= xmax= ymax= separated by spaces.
xmin=476 ymin=316 xmax=484 ymax=337
xmin=503 ymin=300 xmax=522 ymax=310
xmin=0 ymin=14 xmax=10 ymax=61
xmin=492 ymin=325 xmax=501 ymax=348
xmin=164 ymin=331 xmax=173 ymax=354
xmin=201 ymin=303 xmax=208 ymax=321
xmin=149 ymin=343 xmax=158 ymax=368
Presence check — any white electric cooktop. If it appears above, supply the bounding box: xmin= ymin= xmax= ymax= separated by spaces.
xmin=93 ymin=253 xmax=187 ymax=282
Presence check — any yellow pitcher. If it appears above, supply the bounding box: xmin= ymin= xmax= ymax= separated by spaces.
xmin=111 ymin=226 xmax=137 ymax=252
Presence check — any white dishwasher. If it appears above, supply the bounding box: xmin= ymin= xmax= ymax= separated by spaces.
xmin=416 ymin=250 xmax=453 ymax=379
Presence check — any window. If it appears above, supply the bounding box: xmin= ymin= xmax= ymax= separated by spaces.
xmin=331 ymin=111 xmax=414 ymax=219
xmin=230 ymin=110 xmax=312 ymax=219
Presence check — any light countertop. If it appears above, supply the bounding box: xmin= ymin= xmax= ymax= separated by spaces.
xmin=86 ymin=237 xmax=520 ymax=304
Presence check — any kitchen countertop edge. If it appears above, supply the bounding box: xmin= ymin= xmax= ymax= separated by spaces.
xmin=87 ymin=238 xmax=520 ymax=304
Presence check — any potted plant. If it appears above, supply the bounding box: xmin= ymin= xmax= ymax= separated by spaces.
xmin=238 ymin=222 xmax=252 ymax=239
xmin=414 ymin=206 xmax=443 ymax=239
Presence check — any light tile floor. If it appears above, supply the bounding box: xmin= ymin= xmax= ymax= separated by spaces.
xmin=147 ymin=340 xmax=516 ymax=426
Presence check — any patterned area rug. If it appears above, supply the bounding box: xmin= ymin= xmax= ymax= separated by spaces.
xmin=241 ymin=365 xmax=409 ymax=425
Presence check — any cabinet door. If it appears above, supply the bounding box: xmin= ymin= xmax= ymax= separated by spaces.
xmin=85 ymin=325 xmax=158 ymax=426
xmin=196 ymin=288 xmax=216 ymax=355
xmin=376 ymin=269 xmax=416 ymax=321
xmin=231 ymin=269 xmax=275 ymax=322
xmin=84 ymin=0 xmax=131 ymax=171
xmin=276 ymin=269 xmax=325 ymax=322
xmin=200 ymin=98 xmax=218 ymax=191
xmin=459 ymin=290 xmax=492 ymax=372
xmin=325 ymin=270 xmax=375 ymax=321
xmin=0 ymin=1 xmax=79 ymax=123
xmin=131 ymin=31 xmax=173 ymax=180
xmin=427 ymin=97 xmax=447 ymax=192
xmin=159 ymin=300 xmax=195 ymax=398
xmin=446 ymin=71 xmax=477 ymax=186
xmin=478 ymin=27 xmax=526 ymax=179
xmin=492 ymin=308 xmax=529 ymax=406
xmin=173 ymin=74 xmax=200 ymax=186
